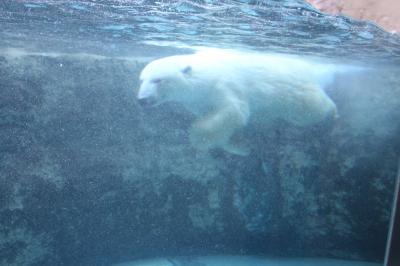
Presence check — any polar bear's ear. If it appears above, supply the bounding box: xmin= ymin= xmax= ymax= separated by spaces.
xmin=181 ymin=66 xmax=192 ymax=75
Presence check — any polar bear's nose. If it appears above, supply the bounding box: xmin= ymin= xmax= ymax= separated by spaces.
xmin=137 ymin=97 xmax=156 ymax=107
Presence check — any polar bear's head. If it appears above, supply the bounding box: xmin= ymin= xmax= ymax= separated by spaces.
xmin=137 ymin=55 xmax=192 ymax=105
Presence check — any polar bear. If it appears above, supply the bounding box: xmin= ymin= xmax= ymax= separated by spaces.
xmin=137 ymin=48 xmax=338 ymax=155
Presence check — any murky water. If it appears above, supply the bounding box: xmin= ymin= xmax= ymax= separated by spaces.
xmin=0 ymin=1 xmax=399 ymax=266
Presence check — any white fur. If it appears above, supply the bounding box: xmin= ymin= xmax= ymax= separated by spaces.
xmin=137 ymin=48 xmax=337 ymax=155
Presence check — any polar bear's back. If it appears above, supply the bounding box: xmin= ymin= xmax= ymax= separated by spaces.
xmin=188 ymin=49 xmax=337 ymax=126
xmin=189 ymin=49 xmax=333 ymax=91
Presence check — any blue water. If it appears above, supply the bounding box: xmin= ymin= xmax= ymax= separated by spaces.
xmin=0 ymin=1 xmax=400 ymax=266
xmin=1 ymin=0 xmax=400 ymax=61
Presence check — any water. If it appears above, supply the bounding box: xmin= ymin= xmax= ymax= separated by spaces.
xmin=0 ymin=1 xmax=399 ymax=266
xmin=1 ymin=0 xmax=400 ymax=60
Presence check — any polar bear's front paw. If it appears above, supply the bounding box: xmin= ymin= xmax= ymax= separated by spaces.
xmin=189 ymin=121 xmax=249 ymax=156
xmin=222 ymin=142 xmax=250 ymax=156
xmin=189 ymin=123 xmax=216 ymax=152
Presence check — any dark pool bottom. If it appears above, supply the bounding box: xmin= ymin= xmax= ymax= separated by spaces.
xmin=113 ymin=255 xmax=380 ymax=266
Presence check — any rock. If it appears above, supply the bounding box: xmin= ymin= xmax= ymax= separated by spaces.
xmin=306 ymin=0 xmax=400 ymax=33
xmin=0 ymin=49 xmax=399 ymax=265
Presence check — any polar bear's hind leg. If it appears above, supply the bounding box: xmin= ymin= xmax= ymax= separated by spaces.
xmin=282 ymin=83 xmax=338 ymax=126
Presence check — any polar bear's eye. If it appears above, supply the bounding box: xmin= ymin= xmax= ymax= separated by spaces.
xmin=152 ymin=78 xmax=162 ymax=84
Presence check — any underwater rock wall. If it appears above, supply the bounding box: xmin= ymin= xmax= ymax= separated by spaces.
xmin=0 ymin=50 xmax=399 ymax=265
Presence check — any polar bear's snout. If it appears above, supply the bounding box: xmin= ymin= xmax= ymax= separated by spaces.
xmin=137 ymin=79 xmax=160 ymax=106
xmin=137 ymin=96 xmax=157 ymax=107
xmin=137 ymin=81 xmax=156 ymax=99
